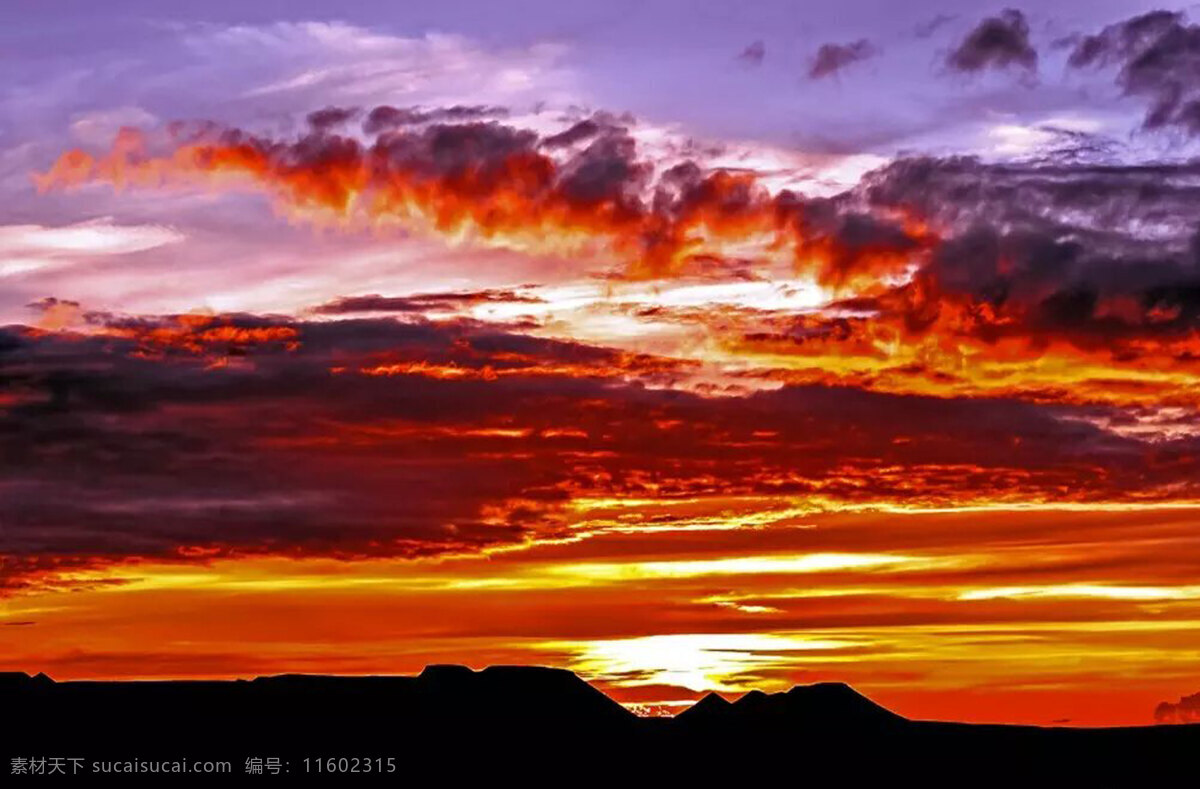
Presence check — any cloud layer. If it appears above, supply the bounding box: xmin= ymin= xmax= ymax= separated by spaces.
xmin=7 ymin=5 xmax=1200 ymax=727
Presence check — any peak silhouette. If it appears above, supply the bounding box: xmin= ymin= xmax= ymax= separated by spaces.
xmin=674 ymin=690 xmax=731 ymax=721
xmin=677 ymin=681 xmax=903 ymax=731
xmin=3 ymin=667 xmax=1196 ymax=784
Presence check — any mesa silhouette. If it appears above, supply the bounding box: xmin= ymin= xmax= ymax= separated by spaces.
xmin=4 ymin=666 xmax=1195 ymax=784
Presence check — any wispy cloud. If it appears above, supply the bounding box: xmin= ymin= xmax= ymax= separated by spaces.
xmin=0 ymin=219 xmax=182 ymax=277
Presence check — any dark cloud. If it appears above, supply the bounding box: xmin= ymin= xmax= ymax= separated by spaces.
xmin=808 ymin=40 xmax=877 ymax=80
xmin=1068 ymin=10 xmax=1200 ymax=135
xmin=372 ymin=121 xmax=540 ymax=179
xmin=40 ymin=108 xmax=936 ymax=285
xmin=859 ymin=155 xmax=1200 ymax=351
xmin=540 ymin=112 xmax=636 ymax=150
xmin=2 ymin=306 xmax=1196 ymax=591
xmin=362 ymin=105 xmax=510 ymax=135
xmin=557 ymin=128 xmax=652 ymax=208
xmin=945 ymin=9 xmax=1037 ymax=75
xmin=737 ymin=40 xmax=766 ymax=66
xmin=790 ymin=198 xmax=923 ymax=284
xmin=306 ymin=106 xmax=358 ymax=132
xmin=1155 ymin=690 xmax=1200 ymax=723
xmin=863 ymin=156 xmax=1200 ymax=240
xmin=541 ymin=119 xmax=605 ymax=149
xmin=26 ymin=297 xmax=81 ymax=313
xmin=312 ymin=289 xmax=544 ymax=315
xmin=1024 ymin=125 xmax=1121 ymax=163
xmin=0 ymin=314 xmax=684 ymax=589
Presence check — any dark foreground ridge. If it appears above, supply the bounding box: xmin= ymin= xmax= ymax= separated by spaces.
xmin=4 ymin=666 xmax=1195 ymax=785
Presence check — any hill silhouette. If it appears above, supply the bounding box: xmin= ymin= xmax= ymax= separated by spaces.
xmin=676 ymin=681 xmax=903 ymax=731
xmin=4 ymin=666 xmax=1196 ymax=785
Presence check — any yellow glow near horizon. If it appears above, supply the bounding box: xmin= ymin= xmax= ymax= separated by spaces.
xmin=540 ymin=632 xmax=862 ymax=692
xmin=546 ymin=552 xmax=940 ymax=581
xmin=958 ymin=584 xmax=1200 ymax=601
xmin=30 ymin=550 xmax=946 ymax=598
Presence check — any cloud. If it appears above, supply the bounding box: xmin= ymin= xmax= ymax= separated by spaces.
xmin=312 ymin=289 xmax=544 ymax=315
xmin=31 ymin=111 xmax=1200 ymax=416
xmin=860 ymin=155 xmax=1200 ymax=353
xmin=3 ymin=307 xmax=1196 ymax=592
xmin=686 ymin=153 xmax=1200 ymax=412
xmin=35 ymin=112 xmax=930 ymax=286
xmin=807 ymin=40 xmax=877 ymax=80
xmin=1155 ymin=690 xmax=1200 ymax=722
xmin=945 ymin=9 xmax=1037 ymax=75
xmin=0 ymin=312 xmax=684 ymax=589
xmin=1068 ymin=10 xmax=1200 ymax=136
xmin=915 ymin=14 xmax=957 ymax=40
xmin=0 ymin=22 xmax=577 ymax=181
xmin=0 ymin=219 xmax=183 ymax=277
xmin=737 ymin=41 xmax=766 ymax=67
xmin=361 ymin=104 xmax=510 ymax=134
xmin=183 ymin=23 xmax=573 ymax=106
xmin=69 ymin=107 xmax=159 ymax=147
xmin=540 ymin=117 xmax=614 ymax=149
xmin=305 ymin=106 xmax=359 ymax=132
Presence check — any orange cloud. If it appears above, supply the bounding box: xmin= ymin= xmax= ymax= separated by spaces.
xmin=19 ymin=110 xmax=1200 ymax=730
xmin=35 ymin=119 xmax=931 ymax=287
xmin=39 ymin=116 xmax=1200 ymax=415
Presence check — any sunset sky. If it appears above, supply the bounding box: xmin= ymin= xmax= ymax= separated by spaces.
xmin=4 ymin=0 xmax=1200 ymax=726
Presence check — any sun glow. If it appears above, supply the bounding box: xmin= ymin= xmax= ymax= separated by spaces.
xmin=540 ymin=633 xmax=862 ymax=692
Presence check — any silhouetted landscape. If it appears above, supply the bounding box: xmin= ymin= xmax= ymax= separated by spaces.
xmin=5 ymin=666 xmax=1196 ymax=784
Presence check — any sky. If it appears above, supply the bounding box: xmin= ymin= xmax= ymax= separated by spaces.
xmin=3 ymin=0 xmax=1200 ymax=726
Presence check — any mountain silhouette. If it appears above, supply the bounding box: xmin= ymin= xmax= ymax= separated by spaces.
xmin=4 ymin=666 xmax=1196 ymax=785
xmin=673 ymin=689 xmax=731 ymax=721
xmin=676 ymin=682 xmax=903 ymax=731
